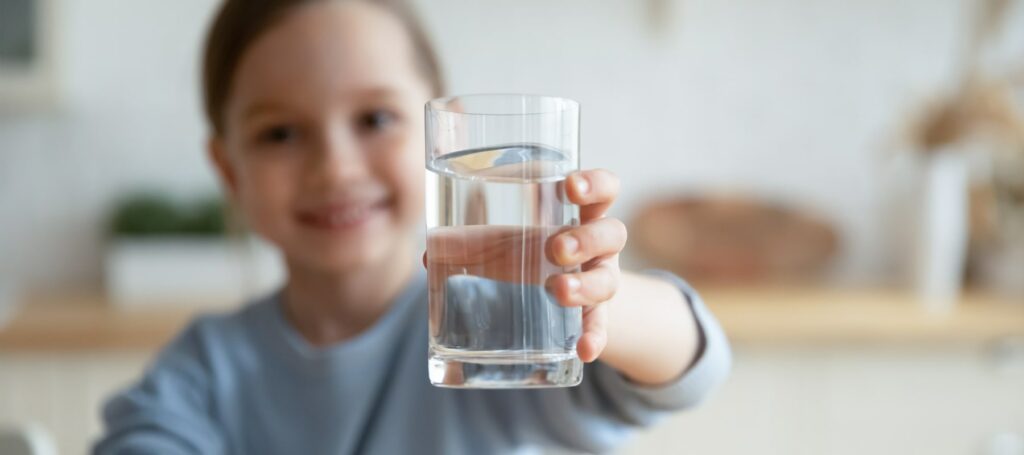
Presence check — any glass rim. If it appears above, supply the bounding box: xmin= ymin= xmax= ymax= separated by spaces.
xmin=426 ymin=93 xmax=580 ymax=116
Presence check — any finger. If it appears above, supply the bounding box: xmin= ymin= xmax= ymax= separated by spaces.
xmin=545 ymin=263 xmax=620 ymax=307
xmin=577 ymin=305 xmax=608 ymax=363
xmin=565 ymin=169 xmax=620 ymax=221
xmin=422 ymin=251 xmax=427 ymax=269
xmin=548 ymin=217 xmax=628 ymax=267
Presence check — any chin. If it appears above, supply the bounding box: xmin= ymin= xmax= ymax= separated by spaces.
xmin=304 ymin=245 xmax=382 ymax=272
xmin=293 ymin=236 xmax=404 ymax=274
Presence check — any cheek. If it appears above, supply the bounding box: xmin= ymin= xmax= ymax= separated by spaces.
xmin=384 ymin=139 xmax=426 ymax=219
xmin=236 ymin=159 xmax=298 ymax=232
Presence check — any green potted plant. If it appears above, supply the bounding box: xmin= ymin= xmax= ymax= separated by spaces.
xmin=104 ymin=191 xmax=283 ymax=307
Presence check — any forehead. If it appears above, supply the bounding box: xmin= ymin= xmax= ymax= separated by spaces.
xmin=229 ymin=1 xmax=425 ymax=111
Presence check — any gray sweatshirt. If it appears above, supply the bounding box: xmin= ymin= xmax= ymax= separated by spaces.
xmin=94 ymin=271 xmax=730 ymax=454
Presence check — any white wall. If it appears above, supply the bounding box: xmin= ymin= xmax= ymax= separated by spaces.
xmin=416 ymin=0 xmax=972 ymax=286
xmin=0 ymin=0 xmax=220 ymax=291
xmin=1 ymin=0 xmax=1020 ymax=291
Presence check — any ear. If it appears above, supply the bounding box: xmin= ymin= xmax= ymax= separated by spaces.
xmin=208 ymin=136 xmax=240 ymax=199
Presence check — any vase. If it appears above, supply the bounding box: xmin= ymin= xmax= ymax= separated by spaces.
xmin=913 ymin=148 xmax=970 ymax=311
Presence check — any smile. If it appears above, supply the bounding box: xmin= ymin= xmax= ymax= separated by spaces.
xmin=296 ymin=199 xmax=391 ymax=230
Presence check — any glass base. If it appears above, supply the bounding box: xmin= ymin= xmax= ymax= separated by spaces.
xmin=429 ymin=348 xmax=583 ymax=388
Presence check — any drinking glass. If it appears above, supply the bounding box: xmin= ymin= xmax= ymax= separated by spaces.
xmin=425 ymin=94 xmax=583 ymax=388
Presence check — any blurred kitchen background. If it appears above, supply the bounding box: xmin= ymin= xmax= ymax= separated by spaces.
xmin=2 ymin=0 xmax=1024 ymax=454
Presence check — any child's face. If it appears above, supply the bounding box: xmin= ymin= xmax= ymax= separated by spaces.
xmin=211 ymin=1 xmax=432 ymax=273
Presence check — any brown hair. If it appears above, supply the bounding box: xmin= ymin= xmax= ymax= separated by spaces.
xmin=201 ymin=0 xmax=445 ymax=134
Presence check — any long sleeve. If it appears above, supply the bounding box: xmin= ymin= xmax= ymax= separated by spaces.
xmin=93 ymin=319 xmax=226 ymax=455
xmin=92 ymin=273 xmax=729 ymax=455
xmin=492 ymin=272 xmax=732 ymax=454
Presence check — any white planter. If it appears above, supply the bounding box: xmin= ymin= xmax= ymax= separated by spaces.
xmin=104 ymin=237 xmax=285 ymax=308
xmin=913 ymin=149 xmax=970 ymax=312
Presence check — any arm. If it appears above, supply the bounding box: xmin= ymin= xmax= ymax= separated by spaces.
xmin=496 ymin=169 xmax=730 ymax=453
xmin=548 ymin=168 xmax=733 ymax=387
xmin=493 ymin=274 xmax=730 ymax=453
xmin=546 ymin=170 xmax=717 ymax=384
xmin=93 ymin=319 xmax=225 ymax=455
xmin=600 ymin=271 xmax=701 ymax=385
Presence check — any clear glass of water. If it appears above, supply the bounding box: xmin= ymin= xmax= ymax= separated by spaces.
xmin=425 ymin=94 xmax=583 ymax=388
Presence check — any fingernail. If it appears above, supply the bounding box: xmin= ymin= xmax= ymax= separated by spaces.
xmin=561 ymin=235 xmax=579 ymax=256
xmin=575 ymin=176 xmax=590 ymax=195
xmin=566 ymin=276 xmax=581 ymax=293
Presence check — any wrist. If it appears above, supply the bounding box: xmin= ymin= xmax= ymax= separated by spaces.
xmin=598 ymin=272 xmax=700 ymax=385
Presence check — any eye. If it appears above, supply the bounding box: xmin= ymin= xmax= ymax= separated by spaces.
xmin=258 ymin=125 xmax=299 ymax=144
xmin=356 ymin=109 xmax=398 ymax=133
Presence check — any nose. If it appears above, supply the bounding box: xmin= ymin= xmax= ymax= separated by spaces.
xmin=306 ymin=121 xmax=370 ymax=190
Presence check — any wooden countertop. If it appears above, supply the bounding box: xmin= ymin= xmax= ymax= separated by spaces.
xmin=699 ymin=288 xmax=1024 ymax=346
xmin=1 ymin=289 xmax=1022 ymax=352
xmin=0 ymin=294 xmax=201 ymax=352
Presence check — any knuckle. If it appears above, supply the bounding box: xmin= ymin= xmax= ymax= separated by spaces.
xmin=574 ymin=225 xmax=599 ymax=250
xmin=606 ymin=268 xmax=621 ymax=295
xmin=608 ymin=218 xmax=628 ymax=244
xmin=590 ymin=218 xmax=626 ymax=250
xmin=589 ymin=268 xmax=618 ymax=300
xmin=595 ymin=168 xmax=620 ymax=191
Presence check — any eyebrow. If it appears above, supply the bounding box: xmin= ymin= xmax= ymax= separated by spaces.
xmin=348 ymin=86 xmax=405 ymax=104
xmin=242 ymin=102 xmax=288 ymax=121
xmin=241 ymin=86 xmax=407 ymax=121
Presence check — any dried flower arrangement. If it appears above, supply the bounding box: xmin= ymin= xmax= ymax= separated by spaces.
xmin=902 ymin=0 xmax=1024 ymax=154
xmin=897 ymin=0 xmax=1024 ymax=299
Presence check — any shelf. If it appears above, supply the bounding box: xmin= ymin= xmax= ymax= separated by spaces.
xmin=700 ymin=288 xmax=1024 ymax=346
xmin=1 ymin=289 xmax=1022 ymax=352
xmin=0 ymin=295 xmax=202 ymax=352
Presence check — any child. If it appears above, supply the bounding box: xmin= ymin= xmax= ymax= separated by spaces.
xmin=95 ymin=0 xmax=731 ymax=453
